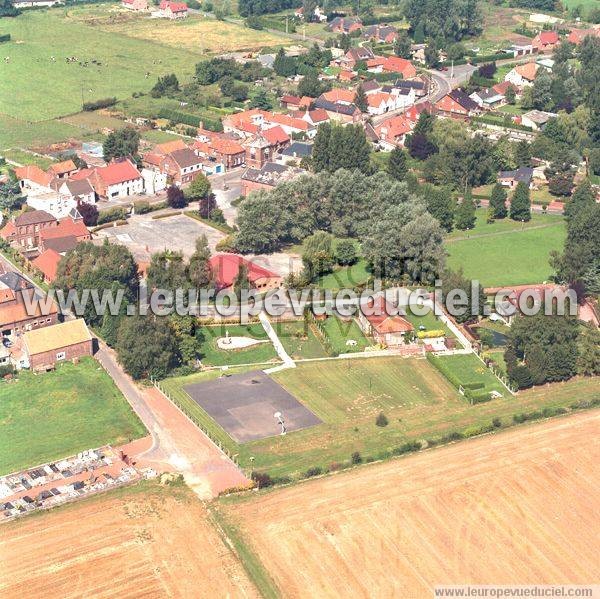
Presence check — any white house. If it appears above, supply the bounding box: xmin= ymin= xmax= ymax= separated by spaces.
xmin=141 ymin=168 xmax=167 ymax=196
xmin=88 ymin=158 xmax=144 ymax=200
xmin=504 ymin=62 xmax=538 ymax=88
xmin=26 ymin=192 xmax=77 ymax=220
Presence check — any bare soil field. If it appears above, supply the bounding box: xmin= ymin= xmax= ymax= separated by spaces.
xmin=0 ymin=481 xmax=258 ymax=599
xmin=223 ymin=410 xmax=600 ymax=598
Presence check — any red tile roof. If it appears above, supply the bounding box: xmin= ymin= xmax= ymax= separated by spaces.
xmin=155 ymin=139 xmax=188 ymax=154
xmin=404 ymin=101 xmax=433 ymax=121
xmin=281 ymin=94 xmax=301 ymax=105
xmin=14 ymin=165 xmax=53 ymax=188
xmin=322 ymin=88 xmax=356 ymax=104
xmin=31 ymin=249 xmax=61 ymax=282
xmin=48 ymin=159 xmax=77 ymax=176
xmin=160 ymin=0 xmax=187 ymax=10
xmin=262 ymin=125 xmax=290 ymax=145
xmin=94 ymin=159 xmax=141 ymax=186
xmin=307 ymin=108 xmax=328 ymax=123
xmin=208 ymin=254 xmax=280 ymax=290
xmin=382 ymin=56 xmax=417 ymax=79
xmin=39 ymin=217 xmax=89 ymax=242
xmin=535 ymin=31 xmax=559 ymax=45
xmin=375 ymin=115 xmax=412 ymax=141
xmin=364 ymin=296 xmax=414 ymax=334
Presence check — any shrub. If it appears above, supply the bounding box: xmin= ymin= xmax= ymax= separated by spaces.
xmin=392 ymin=440 xmax=420 ymax=455
xmin=82 ymin=97 xmax=117 ymax=111
xmin=133 ymin=200 xmax=152 ymax=214
xmin=250 ymin=471 xmax=273 ymax=488
xmin=375 ymin=412 xmax=389 ymax=427
xmin=351 ymin=451 xmax=362 ymax=465
xmin=304 ymin=466 xmax=322 ymax=478
xmin=97 ymin=206 xmax=128 ymax=225
xmin=416 ymin=329 xmax=446 ymax=339
xmin=441 ymin=431 xmax=463 ymax=443
xmin=0 ymin=364 xmax=15 ymax=377
xmin=492 ymin=417 xmax=502 ymax=428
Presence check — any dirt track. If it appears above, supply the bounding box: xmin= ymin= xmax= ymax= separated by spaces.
xmin=227 ymin=411 xmax=600 ymax=598
xmin=0 ymin=483 xmax=258 ymax=599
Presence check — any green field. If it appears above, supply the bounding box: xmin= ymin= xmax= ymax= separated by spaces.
xmin=446 ymin=211 xmax=566 ymax=287
xmin=0 ymin=9 xmax=197 ymax=122
xmin=275 ymin=320 xmax=328 ymax=359
xmin=0 ymin=358 xmax=146 ymax=475
xmin=321 ymin=316 xmax=372 ymax=354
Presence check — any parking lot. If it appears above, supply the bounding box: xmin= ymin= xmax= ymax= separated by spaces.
xmin=95 ymin=212 xmax=226 ymax=262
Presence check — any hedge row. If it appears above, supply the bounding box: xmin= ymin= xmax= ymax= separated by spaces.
xmin=471 ymin=52 xmax=512 ymax=65
xmin=426 ymin=353 xmax=482 ymax=392
xmin=158 ymin=108 xmax=223 ymax=132
xmin=473 ymin=115 xmax=533 ymax=132
xmin=83 ymin=97 xmax=117 ymax=111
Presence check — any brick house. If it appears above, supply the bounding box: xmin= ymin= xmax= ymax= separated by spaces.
xmin=0 ymin=271 xmax=58 ymax=337
xmin=208 ymin=254 xmax=282 ymax=292
xmin=434 ymin=90 xmax=480 ymax=120
xmin=327 ymin=16 xmax=362 ymax=34
xmin=145 ymin=147 xmax=205 ymax=185
xmin=48 ymin=159 xmax=78 ymax=180
xmin=31 ymin=248 xmax=62 ymax=284
xmin=374 ymin=115 xmax=413 ymax=149
xmin=194 ymin=130 xmax=245 ymax=170
xmin=0 ymin=210 xmax=57 ymax=249
xmin=23 ymin=319 xmax=94 ymax=371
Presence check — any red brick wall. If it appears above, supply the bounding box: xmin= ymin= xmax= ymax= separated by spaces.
xmin=29 ymin=339 xmax=93 ymax=371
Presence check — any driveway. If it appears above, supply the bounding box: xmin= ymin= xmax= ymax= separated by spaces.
xmin=96 ymin=342 xmax=250 ymax=499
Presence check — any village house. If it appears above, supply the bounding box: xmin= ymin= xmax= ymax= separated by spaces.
xmin=31 ymin=249 xmax=62 ymax=284
xmin=492 ymin=81 xmax=520 ymax=100
xmin=404 ymin=101 xmax=433 ymax=122
xmin=54 ymin=178 xmax=96 ymax=205
xmin=362 ymin=24 xmax=398 ymax=44
xmin=241 ymin=162 xmax=304 ymax=196
xmin=301 ymin=108 xmax=329 ymax=127
xmin=14 ymin=165 xmax=53 ymax=195
xmin=434 ymin=89 xmax=480 ymax=120
xmin=25 ymin=191 xmax=77 ymax=221
xmin=327 ymin=16 xmax=362 ymax=34
xmin=382 ymin=84 xmax=416 ymax=108
xmin=339 ymin=46 xmax=375 ymax=69
xmin=0 ymin=271 xmax=58 ymax=339
xmin=358 ymin=296 xmax=414 ymax=347
xmin=143 ymin=146 xmax=205 ymax=186
xmin=532 ymin=30 xmax=559 ymax=53
xmin=504 ymin=62 xmax=538 ymax=88
xmin=505 ymin=43 xmax=534 ymax=58
xmin=394 ymin=78 xmax=428 ymax=97
xmin=366 ymin=92 xmax=402 ymax=116
xmin=158 ymin=0 xmax=188 ymax=18
xmin=208 ymin=254 xmax=282 ymax=292
xmin=469 ymin=87 xmax=506 ymax=110
xmin=312 ymin=98 xmax=362 ymax=123
xmin=122 ymin=0 xmax=148 ymax=9
xmin=193 ymin=131 xmax=244 ymax=171
xmin=294 ymin=5 xmax=327 ymax=22
xmin=279 ymin=95 xmax=314 ymax=111
xmin=22 ymin=319 xmax=94 ymax=372
xmin=498 ymin=166 xmax=534 ymax=189
xmin=48 ymin=160 xmax=78 ymax=180
xmin=380 ymin=56 xmax=417 ymax=79
xmin=88 ymin=158 xmax=144 ymax=200
xmin=0 ymin=210 xmax=57 ymax=250
xmin=275 ymin=141 xmax=312 ymax=164
xmin=374 ymin=115 xmax=413 ymax=150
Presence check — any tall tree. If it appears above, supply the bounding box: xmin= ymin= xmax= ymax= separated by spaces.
xmin=489 ymin=183 xmax=508 ymax=219
xmin=532 ymin=68 xmax=554 ymax=111
xmin=186 ymin=172 xmax=211 ymax=201
xmin=454 ymin=189 xmax=476 ymax=230
xmin=355 ymin=85 xmax=368 ymax=113
xmin=420 ymin=184 xmax=454 ymax=231
xmin=394 ymin=33 xmax=412 ymax=58
xmin=509 ymin=182 xmax=531 ymax=222
xmin=103 ymin=128 xmax=140 ymax=162
xmin=387 ymin=147 xmax=408 ymax=181
xmin=166 ymin=185 xmax=187 ymax=209
xmin=188 ymin=234 xmax=213 ymax=288
xmin=233 ymin=262 xmax=251 ymax=297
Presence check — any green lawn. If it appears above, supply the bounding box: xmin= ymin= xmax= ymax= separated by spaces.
xmin=446 ymin=211 xmax=566 ymax=287
xmin=321 ymin=316 xmax=372 ymax=354
xmin=428 ymin=353 xmax=506 ymax=395
xmin=198 ymin=323 xmax=279 ymax=366
xmin=274 ymin=320 xmax=328 ymax=359
xmin=2 ymin=149 xmax=55 ymax=169
xmin=0 ymin=114 xmax=84 ymax=152
xmin=317 ymin=259 xmax=371 ymax=289
xmin=0 ymin=358 xmax=146 ymax=475
xmin=0 ymin=9 xmax=197 ymax=122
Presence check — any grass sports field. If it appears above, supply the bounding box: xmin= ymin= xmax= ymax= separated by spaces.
xmin=0 ymin=358 xmax=145 ymax=475
xmin=446 ymin=211 xmax=566 ymax=287
xmin=219 ymin=410 xmax=600 ymax=597
xmin=1 ymin=479 xmax=259 ymax=598
xmin=160 ymin=355 xmax=599 ymax=479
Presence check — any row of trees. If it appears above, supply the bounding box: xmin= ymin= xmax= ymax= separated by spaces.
xmin=404 ymin=0 xmax=482 ymax=42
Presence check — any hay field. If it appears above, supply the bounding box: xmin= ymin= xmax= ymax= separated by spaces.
xmin=222 ymin=410 xmax=600 ymax=598
xmin=0 ymin=481 xmax=258 ymax=599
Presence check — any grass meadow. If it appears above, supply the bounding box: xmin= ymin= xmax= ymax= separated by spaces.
xmin=0 ymin=358 xmax=146 ymax=475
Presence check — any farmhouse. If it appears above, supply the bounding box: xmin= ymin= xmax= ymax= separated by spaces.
xmin=358 ymin=296 xmax=414 ymax=347
xmin=0 ymin=271 xmax=58 ymax=338
xmin=362 ymin=24 xmax=398 ymax=44
xmin=23 ymin=319 xmax=94 ymax=372
xmin=469 ymin=87 xmax=505 ymax=109
xmin=380 ymin=56 xmax=417 ymax=79
xmin=143 ymin=146 xmax=205 ymax=185
xmin=14 ymin=165 xmax=53 ymax=194
xmin=435 ymin=90 xmax=480 ymax=120
xmin=532 ymin=30 xmax=559 ymax=53
xmin=158 ymin=0 xmax=188 ymax=18
xmin=567 ymin=28 xmax=600 ymax=45
xmin=208 ymin=254 xmax=282 ymax=292
xmin=88 ymin=158 xmax=144 ymax=200
xmin=194 ymin=129 xmax=244 ymax=170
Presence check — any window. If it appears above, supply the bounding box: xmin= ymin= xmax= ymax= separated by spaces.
xmin=56 ymin=351 xmax=66 ymax=361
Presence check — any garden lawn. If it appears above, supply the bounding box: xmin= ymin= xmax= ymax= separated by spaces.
xmin=0 ymin=9 xmax=197 ymax=121
xmin=317 ymin=259 xmax=371 ymax=289
xmin=321 ymin=316 xmax=372 ymax=354
xmin=446 ymin=215 xmax=566 ymax=287
xmin=0 ymin=115 xmax=83 ymax=152
xmin=162 ymin=356 xmax=600 ymax=479
xmin=274 ymin=320 xmax=328 ymax=360
xmin=1 ymin=149 xmax=55 ymax=169
xmin=428 ymin=353 xmax=506 ymax=395
xmin=0 ymin=358 xmax=146 ymax=475
xmin=198 ymin=323 xmax=279 ymax=366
